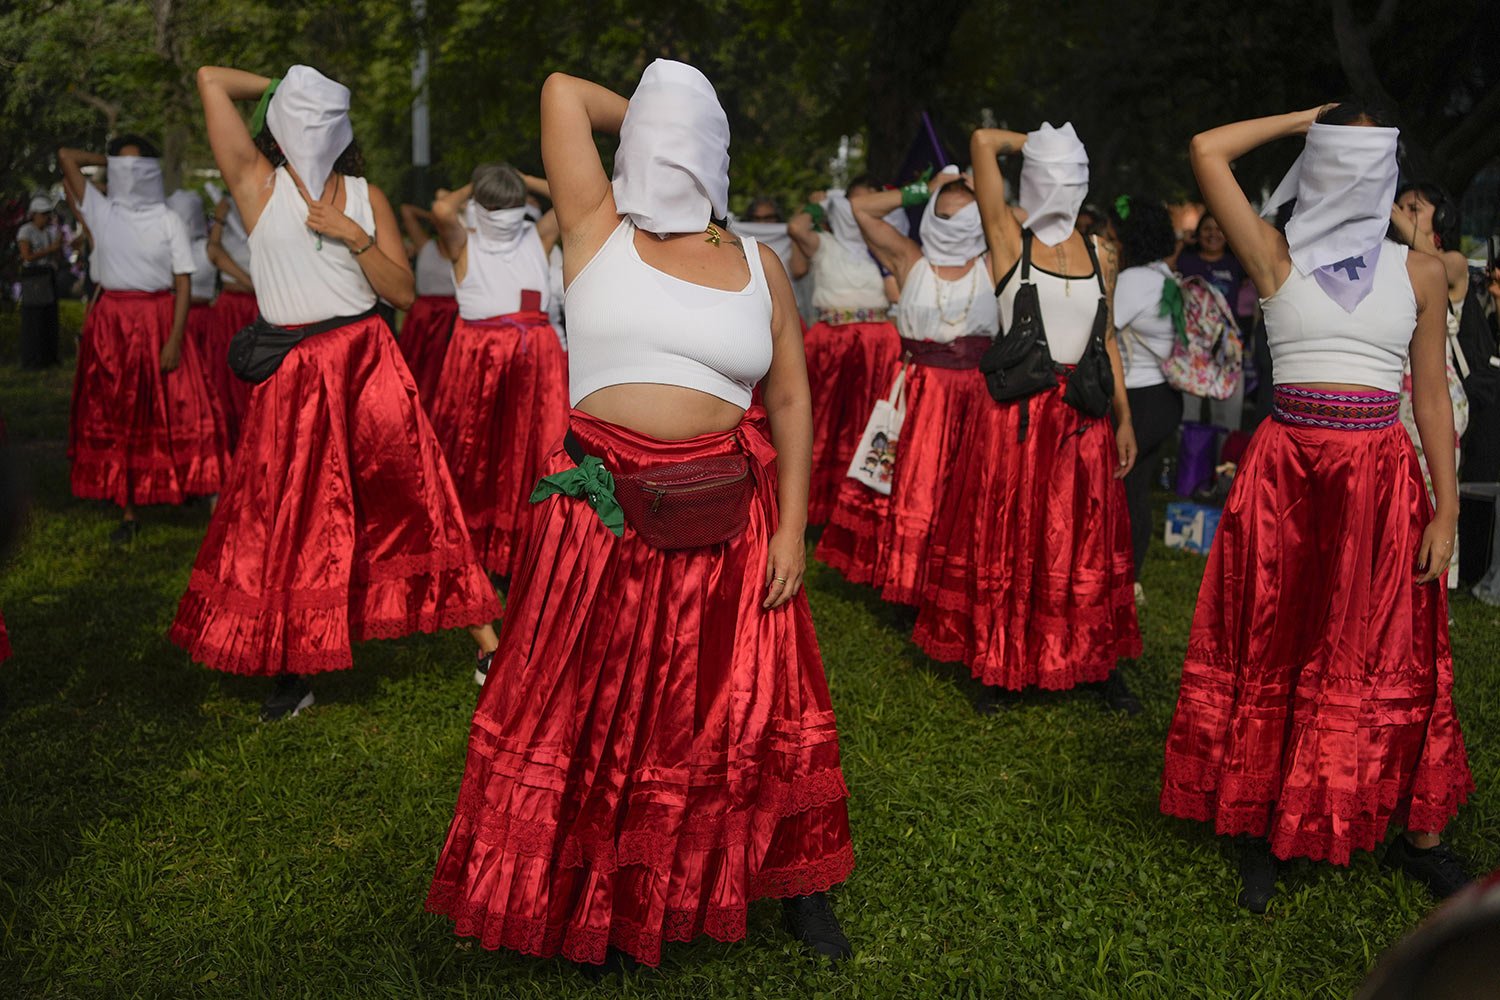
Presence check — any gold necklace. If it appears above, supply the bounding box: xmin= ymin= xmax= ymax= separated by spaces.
xmin=704 ymin=223 xmax=722 ymax=246
xmin=1056 ymin=243 xmax=1069 ymax=296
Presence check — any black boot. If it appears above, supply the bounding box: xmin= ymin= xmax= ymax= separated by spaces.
xmin=1236 ymin=837 xmax=1277 ymax=914
xmin=783 ymin=892 xmax=853 ymax=961
xmin=260 ymin=674 xmax=314 ymax=722
xmin=1101 ymin=670 xmax=1143 ymax=716
xmin=1382 ymin=836 xmax=1472 ymax=900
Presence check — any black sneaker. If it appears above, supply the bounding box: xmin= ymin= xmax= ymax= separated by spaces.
xmin=1236 ymin=837 xmax=1277 ymax=913
xmin=1101 ymin=671 xmax=1144 ymax=716
xmin=782 ymin=892 xmax=853 ymax=961
xmin=572 ymin=947 xmax=639 ymax=981
xmin=109 ymin=520 xmax=140 ymax=546
xmin=260 ymin=674 xmax=314 ymax=722
xmin=474 ymin=649 xmax=495 ymax=687
xmin=1382 ymin=836 xmax=1472 ymax=900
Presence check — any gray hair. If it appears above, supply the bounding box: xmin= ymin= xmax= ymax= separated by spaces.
xmin=471 ymin=162 xmax=526 ymax=211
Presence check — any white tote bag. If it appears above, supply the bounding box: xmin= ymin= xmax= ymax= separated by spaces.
xmin=846 ymin=364 xmax=909 ymax=495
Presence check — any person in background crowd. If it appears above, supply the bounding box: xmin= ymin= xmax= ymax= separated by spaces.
xmin=1178 ymin=212 xmax=1250 ymax=430
xmin=16 ymin=195 xmax=64 ymax=369
xmin=731 ymin=197 xmax=808 ymax=282
xmin=59 ymin=136 xmax=229 ymax=543
xmin=166 ymin=189 xmax=228 ymax=461
xmin=1106 ymin=195 xmax=1183 ymax=603
xmin=397 ymin=197 xmax=460 ymax=410
xmin=204 ymin=189 xmax=258 ymax=448
xmin=1160 ymin=101 xmax=1472 ymax=914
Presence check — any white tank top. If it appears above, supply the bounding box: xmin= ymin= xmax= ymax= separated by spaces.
xmin=895 ymin=258 xmax=998 ymax=344
xmin=996 ymin=251 xmax=1101 ymax=365
xmin=249 ymin=167 xmax=377 ymax=325
xmin=1262 ymin=240 xmax=1414 ymax=393
xmin=188 ymin=238 xmax=216 ymax=301
xmin=810 ymin=236 xmax=889 ymax=313
xmin=564 ymin=218 xmax=774 ymax=409
xmin=454 ymin=226 xmax=551 ymax=321
xmin=414 ymin=239 xmax=455 ymax=297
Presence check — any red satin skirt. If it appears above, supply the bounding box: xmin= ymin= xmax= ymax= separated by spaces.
xmin=169 ymin=314 xmax=500 ymax=675
xmin=803 ymin=321 xmax=901 ymax=525
xmin=206 ymin=289 xmax=258 ymax=449
xmin=817 ymin=362 xmax=989 ymax=603
xmin=0 ymin=611 xmax=10 ymax=663
xmin=398 ymin=295 xmax=460 ymax=413
xmin=430 ymin=311 xmax=569 ymax=576
xmin=913 ymin=378 xmax=1141 ymax=688
xmin=1159 ymin=419 xmax=1473 ymax=864
xmin=69 ymin=290 xmax=229 ymax=507
xmin=426 ymin=408 xmax=854 ymax=968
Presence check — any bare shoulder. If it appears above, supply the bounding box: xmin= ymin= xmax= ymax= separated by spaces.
xmin=1405 ymin=247 xmax=1447 ymax=307
xmin=758 ymin=241 xmax=790 ymax=284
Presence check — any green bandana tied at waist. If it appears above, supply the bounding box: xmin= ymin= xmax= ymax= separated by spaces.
xmin=529 ymin=455 xmax=625 ymax=537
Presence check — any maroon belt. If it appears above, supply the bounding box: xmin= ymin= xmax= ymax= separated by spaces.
xmin=901 ymin=335 xmax=991 ymax=370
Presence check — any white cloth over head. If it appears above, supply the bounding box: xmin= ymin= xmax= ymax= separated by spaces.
xmin=1019 ymin=122 xmax=1089 ymax=246
xmin=29 ymin=194 xmax=54 ymax=214
xmin=471 ymin=206 xmax=530 ymax=256
xmin=1262 ymin=122 xmax=1399 ymax=312
xmin=824 ymin=190 xmax=909 ymax=259
xmin=611 ymin=59 xmax=730 ymax=235
xmin=107 ymin=156 xmax=167 ymax=212
xmin=921 ymin=166 xmax=986 ymax=266
xmin=265 ymin=65 xmax=355 ymax=198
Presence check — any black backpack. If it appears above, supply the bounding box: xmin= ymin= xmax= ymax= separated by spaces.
xmin=979 ymin=230 xmax=1113 ymax=438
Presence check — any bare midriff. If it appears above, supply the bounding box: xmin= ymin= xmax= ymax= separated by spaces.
xmin=575 ymin=383 xmax=748 ymax=440
xmin=1282 ymin=381 xmax=1391 ymax=393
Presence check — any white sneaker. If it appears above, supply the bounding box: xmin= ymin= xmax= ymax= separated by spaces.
xmin=1134 ymin=582 xmax=1146 ymax=608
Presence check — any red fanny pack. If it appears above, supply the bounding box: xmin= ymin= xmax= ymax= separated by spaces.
xmin=563 ymin=431 xmax=752 ymax=550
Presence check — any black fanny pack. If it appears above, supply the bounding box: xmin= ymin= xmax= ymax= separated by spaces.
xmin=228 ymin=307 xmax=379 ymax=384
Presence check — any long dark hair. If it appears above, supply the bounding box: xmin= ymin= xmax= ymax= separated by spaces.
xmin=254 ymin=126 xmax=365 ymax=179
xmin=1396 ymin=181 xmax=1462 ymax=252
xmin=107 ymin=133 xmax=161 ymax=157
xmin=1108 ymin=196 xmax=1176 ymax=269
xmin=1316 ymin=98 xmax=1397 ymax=129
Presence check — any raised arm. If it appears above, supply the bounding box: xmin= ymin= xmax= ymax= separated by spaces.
xmin=971 ymin=129 xmax=1026 ymax=269
xmin=1188 ymin=108 xmax=1323 ymax=297
xmin=400 ymin=203 xmax=433 ymax=252
xmin=430 ymin=183 xmax=471 ymax=277
xmin=536 ymin=209 xmax=561 ymax=256
xmin=786 ymin=191 xmax=824 ymax=258
xmin=848 ymin=187 xmax=922 ymax=286
xmin=521 ymin=172 xmax=552 ymax=201
xmin=195 ymin=66 xmax=276 ymax=229
xmin=540 ymin=72 xmax=628 ymax=277
xmin=207 ymin=211 xmax=254 ymax=289
xmin=57 ymin=147 xmax=104 ymax=212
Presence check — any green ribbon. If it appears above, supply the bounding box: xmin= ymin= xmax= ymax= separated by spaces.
xmin=899 ymin=167 xmax=936 ymax=209
xmin=529 ymin=455 xmax=625 ymax=537
xmin=1159 ymin=277 xmax=1187 ymax=343
xmin=1114 ymin=194 xmax=1132 ymax=221
xmin=249 ymin=78 xmax=282 ymax=137
xmin=801 ymin=202 xmax=826 ymax=229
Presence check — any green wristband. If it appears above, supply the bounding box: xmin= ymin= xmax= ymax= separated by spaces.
xmin=801 ymin=202 xmax=826 ymax=228
xmin=900 ymin=181 xmax=930 ymax=209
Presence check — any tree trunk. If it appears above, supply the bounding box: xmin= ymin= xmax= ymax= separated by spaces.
xmin=864 ymin=0 xmax=973 ymax=181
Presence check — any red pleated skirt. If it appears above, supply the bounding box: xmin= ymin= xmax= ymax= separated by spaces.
xmin=0 ymin=611 xmax=10 ymax=663
xmin=1159 ymin=419 xmax=1472 ymax=864
xmin=426 ymin=408 xmax=854 ymax=968
xmin=169 ymin=314 xmax=500 ymax=676
xmin=816 ymin=361 xmax=990 ymax=604
xmin=398 ymin=295 xmax=460 ymax=413
xmin=206 ymin=289 xmax=258 ymax=449
xmin=913 ymin=378 xmax=1141 ymax=689
xmin=69 ymin=290 xmax=230 ymax=507
xmin=803 ymin=321 xmax=901 ymax=525
xmin=429 ymin=311 xmax=569 ymax=577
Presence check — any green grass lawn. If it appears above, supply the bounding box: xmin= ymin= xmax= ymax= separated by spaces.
xmin=0 ymin=302 xmax=1495 ymax=999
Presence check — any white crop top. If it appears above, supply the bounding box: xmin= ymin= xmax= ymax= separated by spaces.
xmin=810 ymin=236 xmax=889 ymax=313
xmin=414 ymin=239 xmax=455 ymax=297
xmin=248 ymin=167 xmax=377 ymax=325
xmin=1262 ymin=240 xmax=1414 ymax=393
xmin=564 ymin=218 xmax=774 ymax=409
xmin=454 ymin=226 xmax=551 ymax=322
xmin=895 ymin=258 xmax=999 ymax=344
xmin=996 ymin=256 xmax=1101 ymax=366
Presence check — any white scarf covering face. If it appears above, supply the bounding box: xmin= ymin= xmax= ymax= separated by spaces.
xmin=824 ymin=190 xmax=910 ymax=258
xmin=265 ymin=65 xmax=355 ymax=198
xmin=1019 ymin=122 xmax=1089 ymax=246
xmin=167 ymin=189 xmax=208 ymax=242
xmin=1263 ymin=122 xmax=1399 ymax=311
xmin=472 ymin=205 xmax=530 ymax=257
xmin=612 ymin=59 xmax=730 ymax=235
xmin=107 ymin=156 xmax=166 ymax=211
xmin=921 ymin=167 xmax=986 ymax=266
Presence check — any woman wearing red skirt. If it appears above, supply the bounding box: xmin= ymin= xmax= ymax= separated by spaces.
xmin=397 ymin=201 xmax=460 ymax=411
xmin=816 ymin=168 xmax=999 ymax=604
xmin=913 ymin=124 xmax=1143 ymax=713
xmin=205 ymin=192 xmax=259 ymax=449
xmin=1159 ymin=102 xmax=1473 ymax=912
xmin=59 ymin=138 xmax=230 ymax=544
xmin=426 ymin=61 xmax=855 ymax=973
xmin=171 ymin=65 xmax=500 ymax=721
xmin=427 ymin=166 xmax=567 ymax=585
xmin=787 ymin=181 xmax=900 ymax=525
